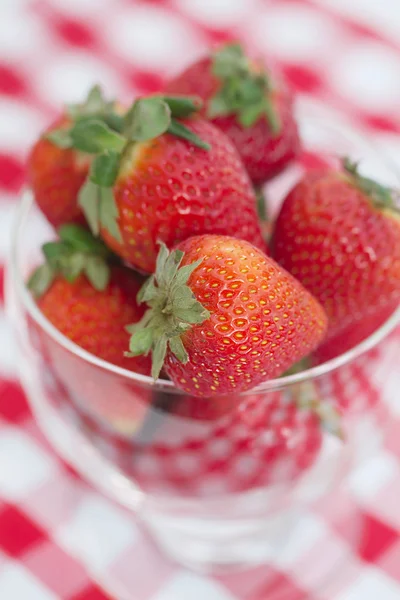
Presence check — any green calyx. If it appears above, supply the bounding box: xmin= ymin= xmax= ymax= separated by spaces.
xmin=208 ymin=43 xmax=281 ymax=133
xmin=343 ymin=157 xmax=400 ymax=214
xmin=28 ymin=223 xmax=113 ymax=298
xmin=61 ymin=93 xmax=209 ymax=243
xmin=45 ymin=85 xmax=124 ymax=148
xmin=126 ymin=243 xmax=210 ymax=380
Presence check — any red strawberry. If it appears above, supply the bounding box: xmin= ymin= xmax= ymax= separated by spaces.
xmin=165 ymin=43 xmax=300 ymax=185
xmin=70 ymin=94 xmax=265 ymax=273
xmin=127 ymin=235 xmax=327 ymax=398
xmin=27 ymin=86 xmax=123 ymax=228
xmin=273 ymin=159 xmax=400 ymax=346
xmin=28 ymin=223 xmax=151 ymax=374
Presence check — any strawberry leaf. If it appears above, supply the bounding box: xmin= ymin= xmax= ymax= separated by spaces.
xmin=238 ymin=100 xmax=265 ymax=128
xmin=124 ymin=97 xmax=171 ymax=142
xmin=263 ymin=99 xmax=280 ymax=134
xmin=161 ymin=95 xmax=203 ymax=118
xmin=79 ymin=161 xmax=122 ymax=243
xmin=28 ymin=263 xmax=55 ymax=297
xmin=129 ymin=327 xmax=155 ymax=356
xmin=255 ymin=185 xmax=267 ymax=222
xmin=78 ymin=85 xmax=104 ymax=115
xmin=151 ymin=337 xmax=168 ymax=380
xmin=168 ymin=119 xmax=210 ymax=150
xmin=172 ymin=259 xmax=203 ymax=289
xmin=84 ymin=255 xmax=110 ymax=291
xmin=137 ymin=276 xmax=157 ymax=304
xmin=126 ymin=244 xmax=210 ymax=377
xmin=155 ymin=242 xmax=170 ymax=285
xmin=67 ymin=85 xmax=104 ymax=120
xmin=62 ymin=252 xmax=87 ymax=282
xmin=171 ymin=285 xmax=197 ymax=311
xmin=208 ymin=42 xmax=281 ymax=133
xmin=212 ymin=42 xmax=246 ymax=78
xmin=168 ymin=336 xmax=189 ymax=364
xmin=42 ymin=241 xmax=71 ymax=265
xmin=78 ymin=180 xmax=100 ymax=236
xmin=208 ymin=92 xmax=231 ymax=119
xmin=103 ymin=112 xmax=124 ymax=133
xmin=343 ymin=157 xmax=398 ymax=213
xmin=175 ymin=303 xmax=210 ymax=324
xmin=70 ymin=119 xmax=126 ymax=154
xmin=90 ymin=151 xmax=120 ymax=187
xmin=164 ymin=248 xmax=184 ymax=284
xmin=45 ymin=128 xmax=73 ymax=149
xmin=58 ymin=223 xmax=108 ymax=256
xmin=67 ymin=85 xmax=118 ymax=124
xmin=99 ymin=187 xmax=123 ymax=243
xmin=28 ymin=224 xmax=114 ymax=297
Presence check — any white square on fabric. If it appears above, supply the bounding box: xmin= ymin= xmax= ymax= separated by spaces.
xmin=0 ymin=562 xmax=58 ymax=600
xmin=153 ymin=571 xmax=237 ymax=600
xmin=0 ymin=427 xmax=56 ymax=500
xmin=273 ymin=513 xmax=328 ymax=569
xmin=57 ymin=494 xmax=138 ymax=571
xmin=335 ymin=568 xmax=400 ymax=600
xmin=346 ymin=452 xmax=400 ymax=501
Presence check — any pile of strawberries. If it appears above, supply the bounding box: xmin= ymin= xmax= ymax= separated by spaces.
xmin=27 ymin=43 xmax=400 ymax=446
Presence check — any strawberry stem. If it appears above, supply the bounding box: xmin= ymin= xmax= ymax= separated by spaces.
xmin=343 ymin=157 xmax=400 ymax=214
xmin=209 ymin=42 xmax=281 ymax=134
xmin=28 ymin=224 xmax=114 ymax=297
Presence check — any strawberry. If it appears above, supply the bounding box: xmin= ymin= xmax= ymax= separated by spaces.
xmin=127 ymin=235 xmax=327 ymax=397
xmin=28 ymin=224 xmax=151 ymax=374
xmin=64 ymin=94 xmax=265 ymax=273
xmin=273 ymin=159 xmax=400 ymax=346
xmin=27 ymin=85 xmax=123 ymax=228
xmin=165 ymin=43 xmax=300 ymax=185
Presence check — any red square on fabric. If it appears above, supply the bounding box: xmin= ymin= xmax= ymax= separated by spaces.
xmin=0 ymin=382 xmax=30 ymax=423
xmin=0 ymin=153 xmax=24 ymax=192
xmin=53 ymin=17 xmax=97 ymax=49
xmin=0 ymin=505 xmax=44 ymax=557
xmin=71 ymin=585 xmax=112 ymax=600
xmin=358 ymin=514 xmax=399 ymax=563
xmin=219 ymin=566 xmax=309 ymax=600
xmin=247 ymin=572 xmax=310 ymax=600
xmin=24 ymin=542 xmax=90 ymax=598
xmin=0 ymin=64 xmax=27 ymax=96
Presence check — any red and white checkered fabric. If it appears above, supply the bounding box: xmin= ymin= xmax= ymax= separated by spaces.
xmin=1 ymin=1 xmax=400 ymax=598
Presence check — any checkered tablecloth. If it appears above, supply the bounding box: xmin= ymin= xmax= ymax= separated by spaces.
xmin=1 ymin=1 xmax=400 ymax=598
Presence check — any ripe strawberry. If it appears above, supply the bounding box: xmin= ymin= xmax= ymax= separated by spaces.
xmin=165 ymin=43 xmax=300 ymax=185
xmin=127 ymin=236 xmax=327 ymax=397
xmin=273 ymin=159 xmax=400 ymax=345
xmin=67 ymin=94 xmax=265 ymax=273
xmin=28 ymin=223 xmax=151 ymax=374
xmin=27 ymin=85 xmax=123 ymax=228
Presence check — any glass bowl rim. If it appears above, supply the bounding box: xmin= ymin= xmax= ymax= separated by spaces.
xmin=9 ymin=100 xmax=400 ymax=396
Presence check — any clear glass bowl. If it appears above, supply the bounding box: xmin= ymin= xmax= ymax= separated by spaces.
xmin=6 ymin=97 xmax=400 ymax=576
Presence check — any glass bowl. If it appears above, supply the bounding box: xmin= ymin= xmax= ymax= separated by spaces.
xmin=6 ymin=96 xmax=400 ymax=576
